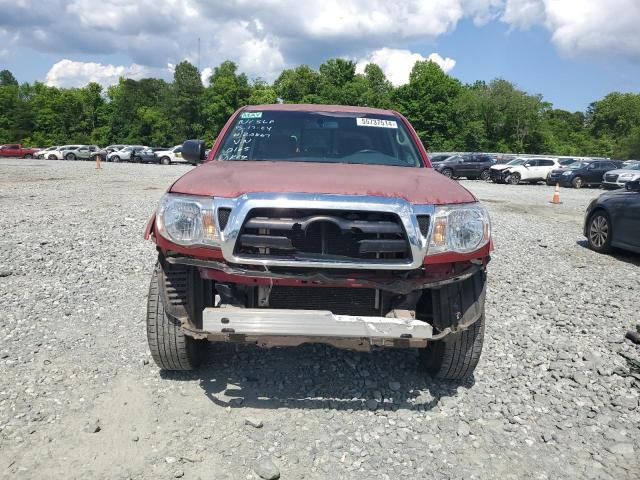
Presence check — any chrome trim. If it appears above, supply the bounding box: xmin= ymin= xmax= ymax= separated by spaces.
xmin=213 ymin=193 xmax=435 ymax=270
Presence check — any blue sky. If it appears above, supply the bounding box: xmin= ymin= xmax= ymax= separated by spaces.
xmin=1 ymin=0 xmax=638 ymax=113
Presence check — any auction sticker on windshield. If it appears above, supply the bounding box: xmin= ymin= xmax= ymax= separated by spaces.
xmin=241 ymin=112 xmax=262 ymax=119
xmin=356 ymin=118 xmax=398 ymax=128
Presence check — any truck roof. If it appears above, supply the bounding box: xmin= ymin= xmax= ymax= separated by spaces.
xmin=243 ymin=104 xmax=399 ymax=116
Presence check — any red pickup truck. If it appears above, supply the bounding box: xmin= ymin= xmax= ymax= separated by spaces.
xmin=0 ymin=144 xmax=41 ymax=158
xmin=144 ymin=104 xmax=492 ymax=381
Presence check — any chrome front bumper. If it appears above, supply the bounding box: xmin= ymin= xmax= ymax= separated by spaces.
xmin=199 ymin=307 xmax=435 ymax=349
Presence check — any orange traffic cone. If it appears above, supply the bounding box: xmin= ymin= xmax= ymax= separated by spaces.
xmin=95 ymin=154 xmax=102 ymax=170
xmin=550 ymin=183 xmax=562 ymax=204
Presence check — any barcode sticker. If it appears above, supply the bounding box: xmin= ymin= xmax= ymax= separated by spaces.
xmin=356 ymin=118 xmax=398 ymax=129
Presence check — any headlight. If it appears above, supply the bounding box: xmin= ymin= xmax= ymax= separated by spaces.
xmin=562 ymin=171 xmax=573 ymax=176
xmin=156 ymin=194 xmax=219 ymax=247
xmin=428 ymin=203 xmax=490 ymax=254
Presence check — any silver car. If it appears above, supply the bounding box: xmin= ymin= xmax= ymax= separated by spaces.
xmin=602 ymin=163 xmax=640 ymax=189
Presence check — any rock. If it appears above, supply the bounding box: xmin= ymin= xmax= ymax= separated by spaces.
xmin=245 ymin=416 xmax=264 ymax=428
xmin=0 ymin=270 xmax=12 ymax=277
xmin=253 ymin=457 xmax=280 ymax=480
xmin=83 ymin=420 xmax=101 ymax=433
xmin=173 ymin=470 xmax=184 ymax=478
xmin=388 ymin=381 xmax=401 ymax=391
xmin=606 ymin=443 xmax=634 ymax=456
xmin=366 ymin=399 xmax=378 ymax=411
xmin=457 ymin=422 xmax=470 ymax=437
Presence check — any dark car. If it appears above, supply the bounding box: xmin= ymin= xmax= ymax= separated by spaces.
xmin=432 ymin=153 xmax=496 ymax=180
xmin=584 ymin=180 xmax=640 ymax=254
xmin=547 ymin=160 xmax=622 ymax=188
xmin=131 ymin=147 xmax=159 ymax=163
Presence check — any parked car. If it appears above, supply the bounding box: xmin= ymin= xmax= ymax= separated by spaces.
xmin=154 ymin=145 xmax=184 ymax=165
xmin=602 ymin=163 xmax=640 ymax=189
xmin=35 ymin=146 xmax=61 ymax=159
xmin=0 ymin=144 xmax=41 ymax=158
xmin=489 ymin=157 xmax=527 ymax=183
xmin=622 ymin=160 xmax=640 ymax=168
xmin=502 ymin=157 xmax=559 ymax=185
xmin=432 ymin=153 xmax=496 ymax=180
xmin=143 ymin=104 xmax=492 ymax=381
xmin=107 ymin=145 xmax=145 ymax=162
xmin=105 ymin=144 xmax=126 ymax=155
xmin=64 ymin=145 xmax=100 ymax=160
xmin=47 ymin=145 xmax=81 ymax=160
xmin=131 ymin=147 xmax=158 ymax=163
xmin=547 ymin=160 xmax=622 ymax=188
xmin=584 ymin=180 xmax=640 ymax=254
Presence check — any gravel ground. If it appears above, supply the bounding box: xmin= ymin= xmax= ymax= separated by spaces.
xmin=0 ymin=159 xmax=638 ymax=480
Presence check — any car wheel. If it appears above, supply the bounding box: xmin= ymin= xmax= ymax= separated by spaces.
xmin=507 ymin=172 xmax=521 ymax=185
xmin=111 ymin=155 xmax=120 ymax=163
xmin=420 ymin=314 xmax=485 ymax=381
xmin=24 ymin=154 xmax=33 ymax=159
xmin=441 ymin=168 xmax=453 ymax=178
xmin=132 ymin=156 xmax=141 ymax=163
xmin=587 ymin=210 xmax=612 ymax=253
xmin=147 ymin=262 xmax=207 ymax=371
xmin=48 ymin=154 xmax=56 ymax=160
xmin=160 ymin=156 xmax=171 ymax=165
xmin=479 ymin=169 xmax=490 ymax=181
xmin=65 ymin=153 xmax=76 ymax=160
xmin=572 ymin=176 xmax=583 ymax=189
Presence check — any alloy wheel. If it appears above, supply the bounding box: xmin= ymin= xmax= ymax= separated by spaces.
xmin=589 ymin=215 xmax=609 ymax=248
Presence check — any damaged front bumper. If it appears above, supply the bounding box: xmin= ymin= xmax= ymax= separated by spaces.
xmin=198 ymin=307 xmax=440 ymax=350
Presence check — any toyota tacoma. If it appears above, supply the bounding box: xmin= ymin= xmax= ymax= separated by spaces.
xmin=144 ymin=104 xmax=492 ymax=380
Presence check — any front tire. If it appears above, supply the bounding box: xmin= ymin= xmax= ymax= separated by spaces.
xmin=24 ymin=154 xmax=33 ymax=159
xmin=147 ymin=263 xmax=206 ymax=370
xmin=66 ymin=153 xmax=76 ymax=160
xmin=572 ymin=176 xmax=583 ymax=189
xmin=587 ymin=210 xmax=612 ymax=253
xmin=48 ymin=154 xmax=56 ymax=160
xmin=507 ymin=172 xmax=521 ymax=185
xmin=441 ymin=168 xmax=453 ymax=178
xmin=160 ymin=156 xmax=171 ymax=165
xmin=420 ymin=315 xmax=485 ymax=381
xmin=111 ymin=155 xmax=120 ymax=163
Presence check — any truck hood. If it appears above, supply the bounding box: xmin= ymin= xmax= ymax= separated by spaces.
xmin=170 ymin=161 xmax=477 ymax=205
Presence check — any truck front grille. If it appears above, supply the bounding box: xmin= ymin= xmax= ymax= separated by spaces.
xmin=268 ymin=286 xmax=378 ymax=316
xmin=234 ymin=208 xmax=411 ymax=263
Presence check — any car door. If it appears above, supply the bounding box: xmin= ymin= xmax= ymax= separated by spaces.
xmin=458 ymin=155 xmax=478 ymax=177
xmin=521 ymin=159 xmax=538 ymax=180
xmin=77 ymin=147 xmax=89 ymax=159
xmin=537 ymin=159 xmax=556 ymax=180
xmin=584 ymin=161 xmax=602 ymax=184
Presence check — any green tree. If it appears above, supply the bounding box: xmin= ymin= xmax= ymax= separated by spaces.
xmin=201 ymin=61 xmax=251 ymax=141
xmin=0 ymin=70 xmax=18 ymax=87
xmin=172 ymin=61 xmax=204 ymax=139
xmin=274 ymin=65 xmax=320 ymax=103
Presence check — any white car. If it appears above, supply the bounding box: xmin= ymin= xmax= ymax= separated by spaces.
xmin=503 ymin=158 xmax=560 ymax=185
xmin=107 ymin=145 xmax=145 ymax=162
xmin=36 ymin=146 xmax=61 ymax=159
xmin=47 ymin=145 xmax=81 ymax=160
xmin=154 ymin=145 xmax=184 ymax=165
xmin=489 ymin=157 xmax=528 ymax=183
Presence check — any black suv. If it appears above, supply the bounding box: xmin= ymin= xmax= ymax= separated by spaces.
xmin=432 ymin=154 xmax=496 ymax=180
xmin=548 ymin=160 xmax=623 ymax=188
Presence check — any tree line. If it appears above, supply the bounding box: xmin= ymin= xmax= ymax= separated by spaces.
xmin=1 ymin=59 xmax=639 ymax=159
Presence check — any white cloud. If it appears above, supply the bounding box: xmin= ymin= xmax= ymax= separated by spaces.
xmin=2 ymin=0 xmax=640 ymax=88
xmin=44 ymin=59 xmax=171 ymax=88
xmin=502 ymin=0 xmax=640 ymax=60
xmin=356 ymin=48 xmax=456 ymax=85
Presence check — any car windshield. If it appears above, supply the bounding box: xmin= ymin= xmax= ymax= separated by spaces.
xmin=215 ymin=110 xmax=422 ymax=167
xmin=507 ymin=158 xmax=526 ymax=166
xmin=626 ymin=163 xmax=640 ymax=171
xmin=567 ymin=161 xmax=591 ymax=170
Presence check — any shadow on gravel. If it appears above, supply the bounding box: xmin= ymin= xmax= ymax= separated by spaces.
xmin=575 ymin=239 xmax=640 ymax=266
xmin=161 ymin=343 xmax=468 ymax=412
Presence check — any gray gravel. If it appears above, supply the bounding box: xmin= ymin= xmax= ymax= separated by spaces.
xmin=0 ymin=159 xmax=639 ymax=479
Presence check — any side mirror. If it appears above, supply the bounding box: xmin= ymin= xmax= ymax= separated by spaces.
xmin=182 ymin=139 xmax=206 ymax=164
xmin=625 ymin=180 xmax=640 ymax=192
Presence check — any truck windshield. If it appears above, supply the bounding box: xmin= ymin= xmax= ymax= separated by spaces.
xmin=215 ymin=110 xmax=422 ymax=167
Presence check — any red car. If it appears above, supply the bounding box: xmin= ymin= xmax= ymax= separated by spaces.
xmin=144 ymin=104 xmax=492 ymax=381
xmin=0 ymin=144 xmax=40 ymax=158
